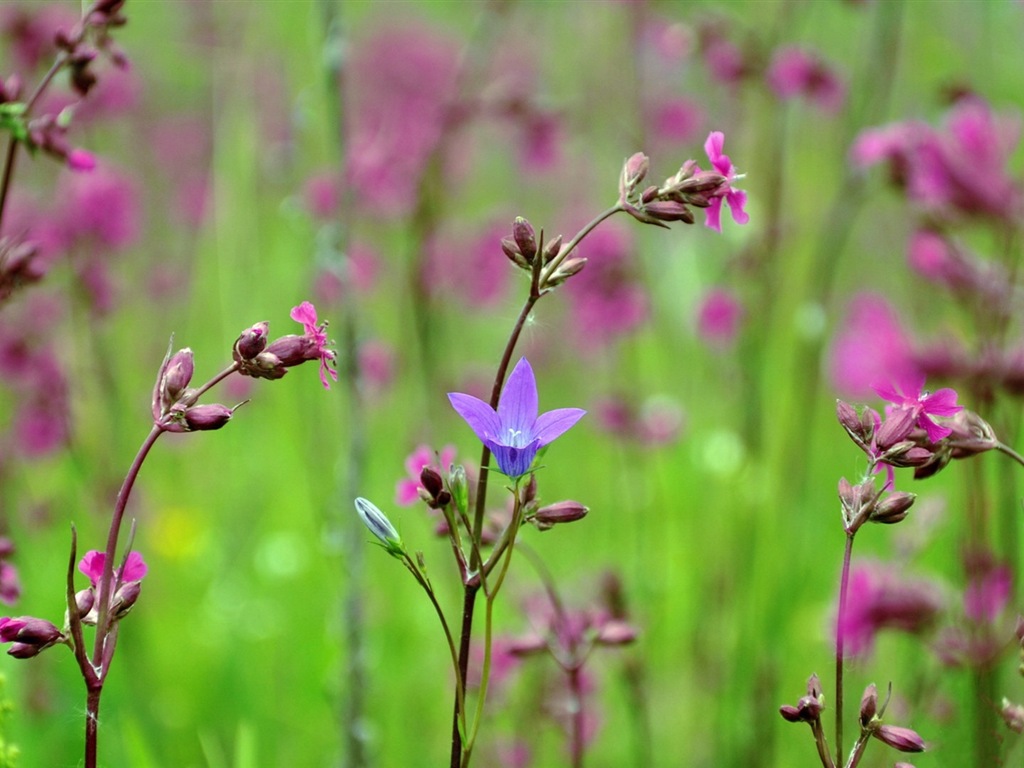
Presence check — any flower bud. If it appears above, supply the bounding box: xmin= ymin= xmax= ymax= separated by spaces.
xmin=354 ymin=497 xmax=404 ymax=557
xmin=545 ymin=257 xmax=587 ymax=287
xmin=859 ymin=683 xmax=878 ymax=726
xmin=871 ymin=491 xmax=916 ymax=524
xmin=512 ymin=217 xmax=537 ymax=263
xmin=619 ymin=152 xmax=649 ymax=199
xmin=233 ymin=321 xmax=269 ymax=362
xmin=183 ymin=403 xmax=235 ymax=431
xmin=642 ymin=200 xmax=695 ymax=223
xmin=873 ymin=724 xmax=925 ymax=753
xmin=74 ymin=588 xmax=95 ymax=619
xmin=160 ymin=348 xmax=194 ymax=408
xmin=533 ymin=501 xmax=588 ymax=530
xmin=418 ymin=466 xmax=451 ymax=509
xmin=448 ymin=464 xmax=469 ymax=515
xmin=501 ymin=237 xmax=531 ymax=270
xmin=541 ymin=234 xmax=563 ymax=264
xmin=112 ymin=580 xmax=141 ymax=619
xmin=0 ymin=616 xmax=64 ymax=657
xmin=875 ymin=407 xmax=918 ymax=448
xmin=264 ymin=334 xmax=311 ymax=368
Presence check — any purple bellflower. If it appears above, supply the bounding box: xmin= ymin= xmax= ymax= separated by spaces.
xmin=448 ymin=358 xmax=585 ymax=480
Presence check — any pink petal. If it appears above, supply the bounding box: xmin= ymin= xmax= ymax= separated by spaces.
xmin=921 ymin=387 xmax=962 ymax=417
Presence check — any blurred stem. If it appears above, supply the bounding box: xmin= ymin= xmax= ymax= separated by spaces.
xmin=972 ymin=664 xmax=998 ymax=767
xmin=834 ymin=531 xmax=855 ymax=766
xmin=318 ymin=1 xmax=370 ymax=766
xmin=0 ymin=53 xmax=66 ymax=234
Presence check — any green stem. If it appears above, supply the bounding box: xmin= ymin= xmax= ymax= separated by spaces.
xmin=835 ymin=531 xmax=855 ymax=766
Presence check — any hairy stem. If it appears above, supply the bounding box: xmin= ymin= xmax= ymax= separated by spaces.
xmin=835 ymin=531 xmax=855 ymax=766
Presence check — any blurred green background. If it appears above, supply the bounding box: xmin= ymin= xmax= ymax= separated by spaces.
xmin=0 ymin=1 xmax=1022 ymax=766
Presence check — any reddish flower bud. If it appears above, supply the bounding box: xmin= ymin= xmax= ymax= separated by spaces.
xmin=642 ymin=200 xmax=695 ymax=223
xmin=545 ymin=257 xmax=587 ymax=287
xmin=533 ymin=500 xmax=588 ymax=530
xmin=0 ymin=616 xmax=64 ymax=657
xmin=264 ymin=334 xmax=313 ymax=368
xmin=74 ymin=588 xmax=95 ymax=619
xmin=112 ymin=580 xmax=141 ymax=619
xmin=874 ymin=724 xmax=925 ymax=753
xmin=512 ymin=217 xmax=537 ymax=263
xmin=233 ymin=322 xmax=269 ymax=362
xmin=859 ymin=683 xmax=878 ymax=726
xmin=541 ymin=234 xmax=563 ymax=264
xmin=594 ymin=619 xmax=637 ymax=646
xmin=501 ymin=237 xmax=530 ymax=270
xmin=871 ymin=491 xmax=915 ymax=524
xmin=160 ymin=348 xmax=194 ymax=409
xmin=619 ymin=152 xmax=649 ymax=199
xmin=183 ymin=403 xmax=236 ymax=432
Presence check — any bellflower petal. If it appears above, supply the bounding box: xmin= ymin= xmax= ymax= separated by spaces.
xmin=448 ymin=393 xmax=502 ymax=444
xmin=534 ymin=408 xmax=588 ymax=445
xmin=497 ymin=358 xmax=540 ymax=436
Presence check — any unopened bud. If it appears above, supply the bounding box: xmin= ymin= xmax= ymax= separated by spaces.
xmin=871 ymin=492 xmax=915 ymax=524
xmin=545 ymin=257 xmax=587 ymax=287
xmin=501 ymin=237 xmax=530 ymax=270
xmin=512 ymin=217 xmax=537 ymax=262
xmin=234 ymin=321 xmax=269 ymax=362
xmin=74 ymin=588 xmax=95 ymax=619
xmin=183 ymin=403 xmax=235 ymax=431
xmin=448 ymin=465 xmax=469 ymax=515
xmin=533 ymin=500 xmax=588 ymax=530
xmin=354 ymin=497 xmax=404 ymax=557
xmin=642 ymin=200 xmax=695 ymax=224
xmin=541 ymin=234 xmax=563 ymax=264
xmin=0 ymin=617 xmax=64 ymax=657
xmin=264 ymin=334 xmax=313 ymax=368
xmin=161 ymin=348 xmax=194 ymax=406
xmin=418 ymin=466 xmax=450 ymax=508
xmin=874 ymin=724 xmax=925 ymax=753
xmin=619 ymin=152 xmax=649 ymax=199
xmin=112 ymin=581 xmax=141 ymax=619
xmin=836 ymin=400 xmax=868 ymax=447
xmin=859 ymin=683 xmax=878 ymax=726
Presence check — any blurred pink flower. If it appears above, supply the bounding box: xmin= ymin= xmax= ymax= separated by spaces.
xmin=303 ymin=172 xmax=341 ymax=221
xmin=963 ymin=557 xmax=1011 ymax=624
xmin=852 ymin=99 xmax=1021 ymax=220
xmin=346 ymin=23 xmax=460 ymax=215
xmin=703 ymin=38 xmax=746 ymax=85
xmin=0 ymin=3 xmax=78 ymax=72
xmin=313 ymin=242 xmax=378 ymax=305
xmin=696 ymin=287 xmax=743 ymax=348
xmin=648 ymin=97 xmax=705 ymax=145
xmin=594 ymin=394 xmax=684 ymax=446
xmin=837 ymin=562 xmax=943 ymax=657
xmin=517 ymin=112 xmax=562 ymax=172
xmin=425 ymin=222 xmax=511 ymax=308
xmin=59 ymin=165 xmax=140 ymax=250
xmin=827 ymin=293 xmax=920 ymax=399
xmin=766 ymin=46 xmax=845 ymax=113
xmin=358 ymin=339 xmax=394 ymax=394
xmin=0 ymin=538 xmax=20 ymax=606
xmin=396 ymin=444 xmax=456 ymax=506
xmin=565 ymin=223 xmax=648 ymax=349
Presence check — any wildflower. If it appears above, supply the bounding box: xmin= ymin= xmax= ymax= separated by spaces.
xmin=448 ymin=358 xmax=585 ymax=479
xmin=696 ymin=287 xmax=744 ymax=348
xmin=702 ymin=131 xmax=749 ymax=232
xmin=872 ymin=372 xmax=963 ymax=442
xmin=245 ymin=302 xmax=337 ymax=387
xmin=77 ymin=549 xmax=147 ymax=623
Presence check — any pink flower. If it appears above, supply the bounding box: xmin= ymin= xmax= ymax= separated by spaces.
xmin=836 ymin=562 xmax=943 ymax=657
xmin=766 ymin=46 xmax=846 ymax=113
xmin=702 ymin=132 xmax=749 ymax=232
xmin=59 ymin=164 xmax=140 ymax=250
xmin=827 ymin=293 xmax=920 ymax=399
xmin=565 ymin=223 xmax=648 ymax=349
xmin=696 ymin=287 xmax=743 ymax=348
xmin=78 ymin=550 xmax=148 ymax=587
xmin=290 ymin=301 xmax=338 ymax=389
xmin=396 ymin=444 xmax=451 ymax=505
xmin=872 ymin=372 xmax=963 ymax=442
xmin=964 ymin=558 xmax=1011 ymax=624
xmin=303 ymin=173 xmax=341 ymax=221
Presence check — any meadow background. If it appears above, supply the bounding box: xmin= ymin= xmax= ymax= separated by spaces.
xmin=0 ymin=1 xmax=1022 ymax=766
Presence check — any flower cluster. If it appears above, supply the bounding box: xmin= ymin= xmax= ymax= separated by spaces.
xmin=233 ymin=301 xmax=337 ymax=389
xmin=618 ymin=131 xmax=749 ymax=233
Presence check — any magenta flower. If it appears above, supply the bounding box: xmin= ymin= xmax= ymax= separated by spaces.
xmin=696 ymin=287 xmax=744 ymax=348
xmin=79 ymin=550 xmax=148 ymax=587
xmin=702 ymin=131 xmax=749 ymax=232
xmin=872 ymin=372 xmax=963 ymax=442
xmin=766 ymin=46 xmax=846 ymax=113
xmin=290 ymin=301 xmax=338 ymax=389
xmin=448 ymin=358 xmax=585 ymax=479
